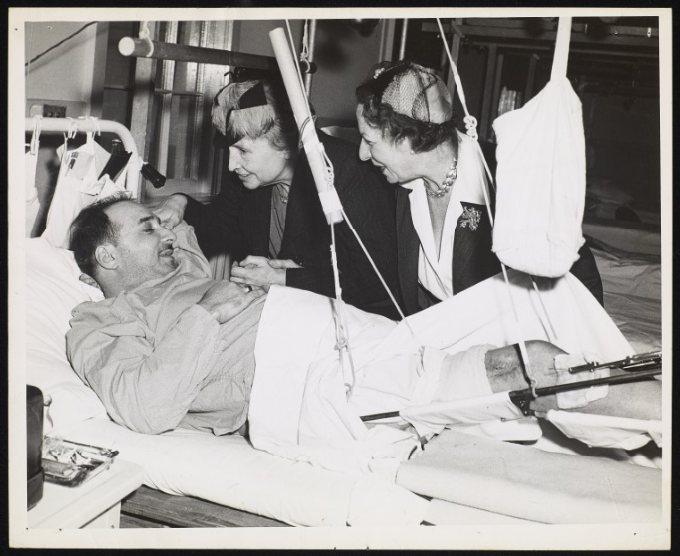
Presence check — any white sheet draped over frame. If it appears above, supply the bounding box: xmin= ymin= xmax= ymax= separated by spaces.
xmin=492 ymin=17 xmax=586 ymax=277
xmin=249 ymin=271 xmax=633 ymax=478
xmin=26 ymin=117 xmax=42 ymax=237
xmin=42 ymin=131 xmax=128 ymax=248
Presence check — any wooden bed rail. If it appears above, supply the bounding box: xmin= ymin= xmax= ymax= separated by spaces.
xmin=120 ymin=486 xmax=288 ymax=528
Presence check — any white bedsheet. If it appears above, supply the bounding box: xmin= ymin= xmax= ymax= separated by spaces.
xmin=585 ymin=222 xmax=662 ymax=353
xmin=25 ymin=223 xmax=662 ymax=528
xmin=51 ymin=417 xmax=429 ymax=527
xmin=249 ymin=270 xmax=634 ymax=478
xmin=397 ymin=429 xmax=662 ymax=524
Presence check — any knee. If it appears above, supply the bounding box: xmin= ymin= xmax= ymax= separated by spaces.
xmin=525 ymin=340 xmax=565 ymax=361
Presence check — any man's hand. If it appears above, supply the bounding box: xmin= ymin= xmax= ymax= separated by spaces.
xmin=153 ymin=195 xmax=188 ymax=229
xmin=197 ymin=280 xmax=265 ymax=324
xmin=229 ymin=256 xmax=302 ymax=291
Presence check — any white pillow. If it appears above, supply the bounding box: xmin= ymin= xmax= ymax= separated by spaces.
xmin=26 ymin=237 xmax=107 ymax=432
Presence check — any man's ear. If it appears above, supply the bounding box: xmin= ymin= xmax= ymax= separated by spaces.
xmin=95 ymin=244 xmax=118 ymax=271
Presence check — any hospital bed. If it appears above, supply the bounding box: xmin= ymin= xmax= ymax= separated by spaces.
xmin=23 ymin=118 xmax=664 ymax=534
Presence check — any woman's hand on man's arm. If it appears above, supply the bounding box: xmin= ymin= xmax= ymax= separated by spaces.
xmin=229 ymin=255 xmax=302 ymax=291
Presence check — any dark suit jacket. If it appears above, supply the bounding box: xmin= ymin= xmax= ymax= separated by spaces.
xmin=396 ymin=142 xmax=604 ymax=316
xmin=396 ymin=189 xmax=501 ymax=316
xmin=182 ymin=131 xmax=402 ymax=319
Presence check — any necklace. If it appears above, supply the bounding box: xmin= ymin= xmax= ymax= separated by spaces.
xmin=425 ymin=159 xmax=458 ymax=198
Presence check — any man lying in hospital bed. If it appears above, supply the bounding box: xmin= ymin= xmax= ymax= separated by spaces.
xmin=65 ymin=195 xmax=661 ymax=481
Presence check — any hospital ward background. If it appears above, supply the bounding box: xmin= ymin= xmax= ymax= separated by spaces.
xmin=9 ymin=8 xmax=671 ymax=550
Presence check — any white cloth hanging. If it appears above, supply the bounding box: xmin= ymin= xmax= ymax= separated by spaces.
xmin=545 ymin=410 xmax=662 ymax=451
xmin=42 ymin=128 xmax=128 ymax=249
xmin=25 ymin=116 xmax=42 ymax=237
xmin=492 ymin=17 xmax=586 ymax=277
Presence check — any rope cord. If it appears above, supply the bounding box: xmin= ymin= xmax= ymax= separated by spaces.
xmin=24 ymin=21 xmax=97 ymax=68
xmin=78 ymin=115 xmax=101 ymax=137
xmin=65 ymin=117 xmax=79 ymax=140
xmin=437 ymin=17 xmax=544 ymax=397
xmin=300 ymin=20 xmax=310 ymax=62
xmin=530 ymin=276 xmax=560 ymax=345
xmin=320 ymin=143 xmax=423 ymax=342
xmin=501 ymin=267 xmax=538 ymax=398
xmin=285 ymin=20 xmax=427 ymax=391
xmin=437 ymin=19 xmax=476 ymax=138
xmin=339 ymin=206 xmax=423 ymax=341
xmin=329 ymin=222 xmax=342 ymax=300
xmin=299 ymin=20 xmax=314 ymax=73
xmin=285 ymin=20 xmax=362 ymax=398
xmin=330 ymin=223 xmax=357 ymax=397
xmin=285 ymin=20 xmax=423 ymax=349
xmin=285 ymin=21 xmax=314 ymax=118
xmin=25 ymin=22 xmax=35 ymax=94
xmin=436 ymin=20 xmax=495 ymax=223
xmin=139 ymin=21 xmax=155 ymax=58
xmin=319 ymin=145 xmax=336 ymax=193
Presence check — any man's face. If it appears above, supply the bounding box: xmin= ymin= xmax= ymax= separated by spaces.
xmin=104 ymin=201 xmax=179 ymax=290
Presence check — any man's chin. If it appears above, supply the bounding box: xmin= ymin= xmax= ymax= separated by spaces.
xmin=161 ymin=255 xmax=179 ymax=270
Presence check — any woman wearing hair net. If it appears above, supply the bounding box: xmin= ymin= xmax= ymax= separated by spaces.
xmin=355 ymin=60 xmax=603 ymax=316
xmin=155 ymin=79 xmax=402 ymax=319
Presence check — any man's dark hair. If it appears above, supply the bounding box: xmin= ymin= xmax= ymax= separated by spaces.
xmin=69 ymin=194 xmax=129 ymax=278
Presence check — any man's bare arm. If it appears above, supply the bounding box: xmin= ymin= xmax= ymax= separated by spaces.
xmin=484 ymin=341 xmax=661 ymax=420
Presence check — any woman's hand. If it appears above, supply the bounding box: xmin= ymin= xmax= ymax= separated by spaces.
xmin=153 ymin=195 xmax=188 ymax=229
xmin=230 ymin=255 xmax=302 ymax=291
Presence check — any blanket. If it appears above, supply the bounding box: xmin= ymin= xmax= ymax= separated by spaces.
xmin=249 ymin=271 xmax=633 ymax=478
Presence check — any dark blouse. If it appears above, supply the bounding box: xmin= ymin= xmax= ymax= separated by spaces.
xmin=181 ymin=130 xmax=403 ymax=319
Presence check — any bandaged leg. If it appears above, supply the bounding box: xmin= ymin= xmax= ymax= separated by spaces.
xmin=483 ymin=340 xmax=661 ymax=421
xmin=423 ymin=340 xmax=661 ymax=450
xmin=403 ymin=345 xmax=541 ymax=441
xmin=251 ymin=287 xmax=660 ymax=477
xmin=433 ymin=345 xmax=496 ymax=401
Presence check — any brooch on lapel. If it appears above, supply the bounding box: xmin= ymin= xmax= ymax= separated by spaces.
xmin=459 ymin=206 xmax=481 ymax=231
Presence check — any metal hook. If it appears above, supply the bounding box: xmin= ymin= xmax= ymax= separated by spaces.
xmin=139 ymin=21 xmax=154 ymax=58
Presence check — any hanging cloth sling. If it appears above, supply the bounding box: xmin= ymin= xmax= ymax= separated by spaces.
xmin=492 ymin=17 xmax=586 ymax=277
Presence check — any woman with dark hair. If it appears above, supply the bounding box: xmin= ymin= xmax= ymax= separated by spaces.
xmin=155 ymin=79 xmax=402 ymax=319
xmin=355 ymin=60 xmax=603 ymax=316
